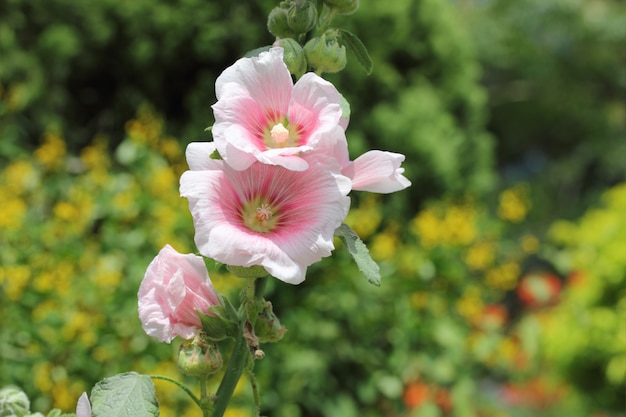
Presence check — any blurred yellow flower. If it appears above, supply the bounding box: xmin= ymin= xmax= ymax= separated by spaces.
xmin=464 ymin=241 xmax=495 ymax=271
xmin=484 ymin=262 xmax=520 ymax=291
xmin=411 ymin=201 xmax=477 ymax=248
xmin=411 ymin=208 xmax=441 ymax=248
xmin=370 ymin=227 xmax=399 ymax=261
xmin=521 ymin=234 xmax=539 ymax=254
xmin=3 ymin=159 xmax=39 ymax=194
xmin=34 ymin=362 xmax=54 ymax=393
xmin=345 ymin=195 xmax=381 ymax=239
xmin=81 ymin=136 xmax=110 ymax=171
xmin=148 ymin=165 xmax=177 ymax=196
xmin=160 ymin=136 xmax=183 ymax=161
xmin=35 ymin=131 xmax=66 ymax=171
xmin=53 ymin=201 xmax=79 ymax=221
xmin=1 ymin=265 xmax=31 ymax=301
xmin=442 ymin=205 xmax=477 ymax=245
xmin=455 ymin=286 xmax=485 ymax=323
xmin=497 ymin=183 xmax=531 ymax=223
xmin=0 ymin=195 xmax=27 ymax=230
xmin=125 ymin=105 xmax=163 ymax=146
xmin=225 ymin=408 xmax=254 ymax=417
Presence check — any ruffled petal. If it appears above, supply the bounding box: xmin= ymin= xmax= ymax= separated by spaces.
xmin=343 ymin=150 xmax=412 ymax=193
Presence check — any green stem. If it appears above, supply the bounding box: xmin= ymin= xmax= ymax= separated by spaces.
xmin=247 ymin=370 xmax=261 ymax=416
xmin=254 ymin=276 xmax=268 ymax=301
xmin=199 ymin=375 xmax=211 ymax=417
xmin=211 ymin=324 xmax=250 ymax=417
xmin=211 ymin=276 xmax=268 ymax=417
xmin=149 ymin=374 xmax=201 ymax=407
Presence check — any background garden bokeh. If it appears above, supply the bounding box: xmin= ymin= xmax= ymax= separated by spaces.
xmin=1 ymin=0 xmax=625 ymax=416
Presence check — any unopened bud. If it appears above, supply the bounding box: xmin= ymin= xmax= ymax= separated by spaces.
xmin=287 ymin=1 xmax=318 ymax=34
xmin=275 ymin=38 xmax=307 ymax=78
xmin=324 ymin=0 xmax=359 ymax=15
xmin=304 ymin=32 xmax=347 ymax=74
xmin=0 ymin=387 xmax=30 ymax=416
xmin=268 ymin=4 xmax=296 ymax=39
xmin=177 ymin=337 xmax=223 ymax=376
xmin=254 ymin=301 xmax=287 ymax=343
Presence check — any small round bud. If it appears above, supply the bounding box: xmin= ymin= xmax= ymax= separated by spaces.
xmin=324 ymin=0 xmax=359 ymax=15
xmin=275 ymin=38 xmax=307 ymax=78
xmin=254 ymin=349 xmax=265 ymax=360
xmin=0 ymin=387 xmax=30 ymax=416
xmin=287 ymin=1 xmax=318 ymax=34
xmin=268 ymin=5 xmax=296 ymax=39
xmin=177 ymin=337 xmax=223 ymax=376
xmin=254 ymin=301 xmax=287 ymax=343
xmin=303 ymin=32 xmax=347 ymax=74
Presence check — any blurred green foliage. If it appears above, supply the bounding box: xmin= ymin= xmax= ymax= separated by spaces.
xmin=1 ymin=0 xmax=624 ymax=416
xmin=462 ymin=0 xmax=625 ymax=217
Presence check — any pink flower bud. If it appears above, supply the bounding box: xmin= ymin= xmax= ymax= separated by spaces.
xmin=138 ymin=245 xmax=221 ymax=343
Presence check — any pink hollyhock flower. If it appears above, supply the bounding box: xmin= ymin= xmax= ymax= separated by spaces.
xmin=76 ymin=392 xmax=91 ymax=417
xmin=138 ymin=244 xmax=221 ymax=343
xmin=211 ymin=47 xmax=346 ymax=171
xmin=180 ymin=143 xmax=351 ymax=284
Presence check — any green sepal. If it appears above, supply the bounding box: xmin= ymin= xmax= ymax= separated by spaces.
xmin=198 ymin=304 xmax=239 ymax=342
xmin=334 ymin=223 xmax=381 ymax=286
xmin=90 ymin=372 xmax=158 ymax=417
xmin=209 ymin=149 xmax=222 ymax=160
xmin=337 ymin=29 xmax=373 ymax=74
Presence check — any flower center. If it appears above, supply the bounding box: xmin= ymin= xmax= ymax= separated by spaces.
xmin=270 ymin=123 xmax=290 ymax=145
xmin=263 ymin=121 xmax=299 ymax=149
xmin=255 ymin=203 xmax=273 ymax=222
xmin=243 ymin=200 xmax=278 ymax=233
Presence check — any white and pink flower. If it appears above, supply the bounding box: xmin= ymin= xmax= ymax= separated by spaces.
xmin=180 ymin=143 xmax=351 ymax=284
xmin=211 ymin=47 xmax=346 ymax=171
xmin=138 ymin=244 xmax=221 ymax=343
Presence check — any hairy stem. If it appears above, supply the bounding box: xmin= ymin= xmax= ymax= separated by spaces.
xmin=149 ymin=374 xmax=201 ymax=408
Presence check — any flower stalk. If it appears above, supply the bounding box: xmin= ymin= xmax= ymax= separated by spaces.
xmin=211 ymin=276 xmax=268 ymax=417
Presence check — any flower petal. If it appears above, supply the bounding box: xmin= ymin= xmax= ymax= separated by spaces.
xmin=343 ymin=150 xmax=412 ymax=193
xmin=186 ymin=142 xmax=221 ymax=171
xmin=76 ymin=392 xmax=91 ymax=417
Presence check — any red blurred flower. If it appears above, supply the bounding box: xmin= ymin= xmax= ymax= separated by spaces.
xmin=479 ymin=304 xmax=508 ymax=330
xmin=403 ymin=381 xmax=430 ymax=408
xmin=517 ymin=272 xmax=562 ymax=308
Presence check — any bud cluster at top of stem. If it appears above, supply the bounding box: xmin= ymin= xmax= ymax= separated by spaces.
xmin=268 ymin=0 xmax=318 ymax=39
xmin=304 ymin=30 xmax=347 ymax=74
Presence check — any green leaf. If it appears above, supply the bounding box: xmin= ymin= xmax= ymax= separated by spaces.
xmin=90 ymin=372 xmax=158 ymax=417
xmin=334 ymin=223 xmax=381 ymax=286
xmin=337 ymin=29 xmax=373 ymax=74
